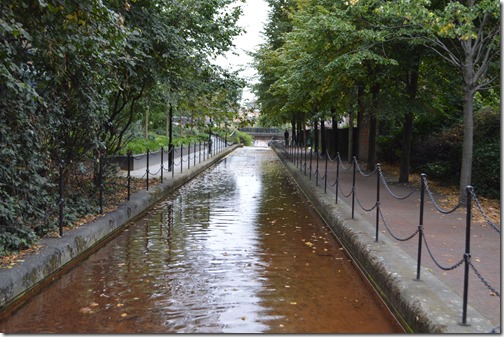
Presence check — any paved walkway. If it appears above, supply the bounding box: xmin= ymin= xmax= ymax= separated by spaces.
xmin=280 ymin=144 xmax=500 ymax=329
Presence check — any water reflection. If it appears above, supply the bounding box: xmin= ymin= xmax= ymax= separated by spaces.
xmin=0 ymin=147 xmax=402 ymax=333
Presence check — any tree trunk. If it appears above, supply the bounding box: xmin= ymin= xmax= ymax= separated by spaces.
xmin=356 ymin=83 xmax=365 ymax=161
xmin=367 ymin=84 xmax=380 ymax=171
xmin=320 ymin=118 xmax=326 ymax=155
xmin=291 ymin=117 xmax=296 ymax=146
xmin=459 ymin=87 xmax=474 ymax=193
xmin=332 ymin=113 xmax=338 ymax=156
xmin=399 ymin=58 xmax=420 ymax=183
xmin=297 ymin=119 xmax=304 ymax=145
xmin=399 ymin=111 xmax=414 ymax=183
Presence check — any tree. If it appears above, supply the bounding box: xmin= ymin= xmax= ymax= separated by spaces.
xmin=385 ymin=0 xmax=500 ymax=193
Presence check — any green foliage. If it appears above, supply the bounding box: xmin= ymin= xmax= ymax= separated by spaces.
xmin=411 ymin=106 xmax=499 ymax=197
xmin=118 ymin=135 xmax=169 ymax=155
xmin=227 ymin=130 xmax=253 ymax=146
xmin=0 ymin=0 xmax=244 ymax=255
xmin=472 ymin=140 xmax=500 ymax=199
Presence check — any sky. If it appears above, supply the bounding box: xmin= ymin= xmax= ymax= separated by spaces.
xmin=214 ymin=0 xmax=270 ymax=104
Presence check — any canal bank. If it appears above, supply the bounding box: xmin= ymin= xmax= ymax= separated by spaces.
xmin=0 ymin=144 xmax=241 ymax=314
xmin=272 ymin=145 xmax=495 ymax=333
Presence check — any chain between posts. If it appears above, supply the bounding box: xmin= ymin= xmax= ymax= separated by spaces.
xmin=272 ymin=141 xmax=499 ymax=327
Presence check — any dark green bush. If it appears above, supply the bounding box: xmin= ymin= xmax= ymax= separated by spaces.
xmin=472 ymin=139 xmax=500 ymax=199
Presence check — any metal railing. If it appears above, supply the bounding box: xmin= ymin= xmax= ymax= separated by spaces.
xmin=273 ymin=140 xmax=500 ymax=328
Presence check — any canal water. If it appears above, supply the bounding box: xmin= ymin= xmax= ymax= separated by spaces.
xmin=0 ymin=147 xmax=403 ymax=333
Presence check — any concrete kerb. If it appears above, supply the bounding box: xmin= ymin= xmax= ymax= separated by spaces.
xmin=273 ymin=147 xmax=494 ymax=333
xmin=0 ymin=144 xmax=242 ymax=313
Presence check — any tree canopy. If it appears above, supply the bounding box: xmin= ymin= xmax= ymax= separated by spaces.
xmin=253 ymin=0 xmax=500 ymax=193
xmin=0 ymin=0 xmax=246 ymax=255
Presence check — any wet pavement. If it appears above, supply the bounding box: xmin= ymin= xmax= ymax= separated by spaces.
xmin=278 ymin=143 xmax=501 ymax=329
xmin=0 ymin=147 xmax=403 ymax=333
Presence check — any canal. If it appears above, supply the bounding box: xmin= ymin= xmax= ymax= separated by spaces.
xmin=0 ymin=147 xmax=404 ymax=333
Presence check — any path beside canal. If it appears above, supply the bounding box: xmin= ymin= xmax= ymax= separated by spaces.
xmin=272 ymin=143 xmax=500 ymax=332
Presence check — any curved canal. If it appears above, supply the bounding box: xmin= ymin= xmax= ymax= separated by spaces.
xmin=0 ymin=147 xmax=403 ymax=333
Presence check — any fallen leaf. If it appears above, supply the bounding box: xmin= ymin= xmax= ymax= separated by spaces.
xmin=121 ymin=313 xmax=128 ymax=317
xmin=241 ymin=316 xmax=246 ymax=321
xmin=290 ymin=302 xmax=297 ymax=305
xmin=79 ymin=307 xmax=93 ymax=314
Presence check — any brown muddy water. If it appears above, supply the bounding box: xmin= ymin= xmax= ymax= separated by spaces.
xmin=0 ymin=147 xmax=404 ymax=333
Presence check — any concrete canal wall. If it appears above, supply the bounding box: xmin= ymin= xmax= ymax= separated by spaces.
xmin=0 ymin=145 xmax=241 ymax=314
xmin=273 ymin=147 xmax=494 ymax=333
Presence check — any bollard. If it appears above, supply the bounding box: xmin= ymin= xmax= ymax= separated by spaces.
xmin=461 ymin=186 xmax=473 ymax=326
xmin=59 ymin=160 xmax=65 ymax=237
xmin=416 ymin=174 xmax=426 ymax=280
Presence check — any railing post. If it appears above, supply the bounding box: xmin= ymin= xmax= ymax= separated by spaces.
xmin=168 ymin=144 xmax=173 ymax=172
xmin=146 ymin=148 xmax=150 ymax=191
xmin=59 ymin=160 xmax=65 ymax=237
xmin=172 ymin=146 xmax=175 ymax=178
xmin=304 ymin=146 xmax=307 ymax=175
xmin=188 ymin=142 xmax=191 ymax=170
xmin=127 ymin=151 xmax=131 ymax=200
xmin=180 ymin=144 xmax=183 ymax=173
xmin=160 ymin=147 xmax=164 ymax=183
xmin=199 ymin=141 xmax=202 ymax=163
xmin=375 ymin=163 xmax=381 ymax=242
xmin=324 ymin=150 xmax=328 ymax=194
xmin=194 ymin=143 xmax=196 ymax=167
xmin=352 ymin=156 xmax=356 ymax=219
xmin=335 ymin=153 xmax=340 ymax=204
xmin=416 ymin=174 xmax=426 ymax=280
xmin=461 ymin=186 xmax=473 ymax=326
xmin=99 ymin=152 xmax=104 ymax=214
xmin=309 ymin=147 xmax=313 ymax=180
xmin=315 ymin=150 xmax=319 ymax=186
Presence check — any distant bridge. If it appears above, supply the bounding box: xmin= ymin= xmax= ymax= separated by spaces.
xmin=239 ymin=127 xmax=285 ymax=146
